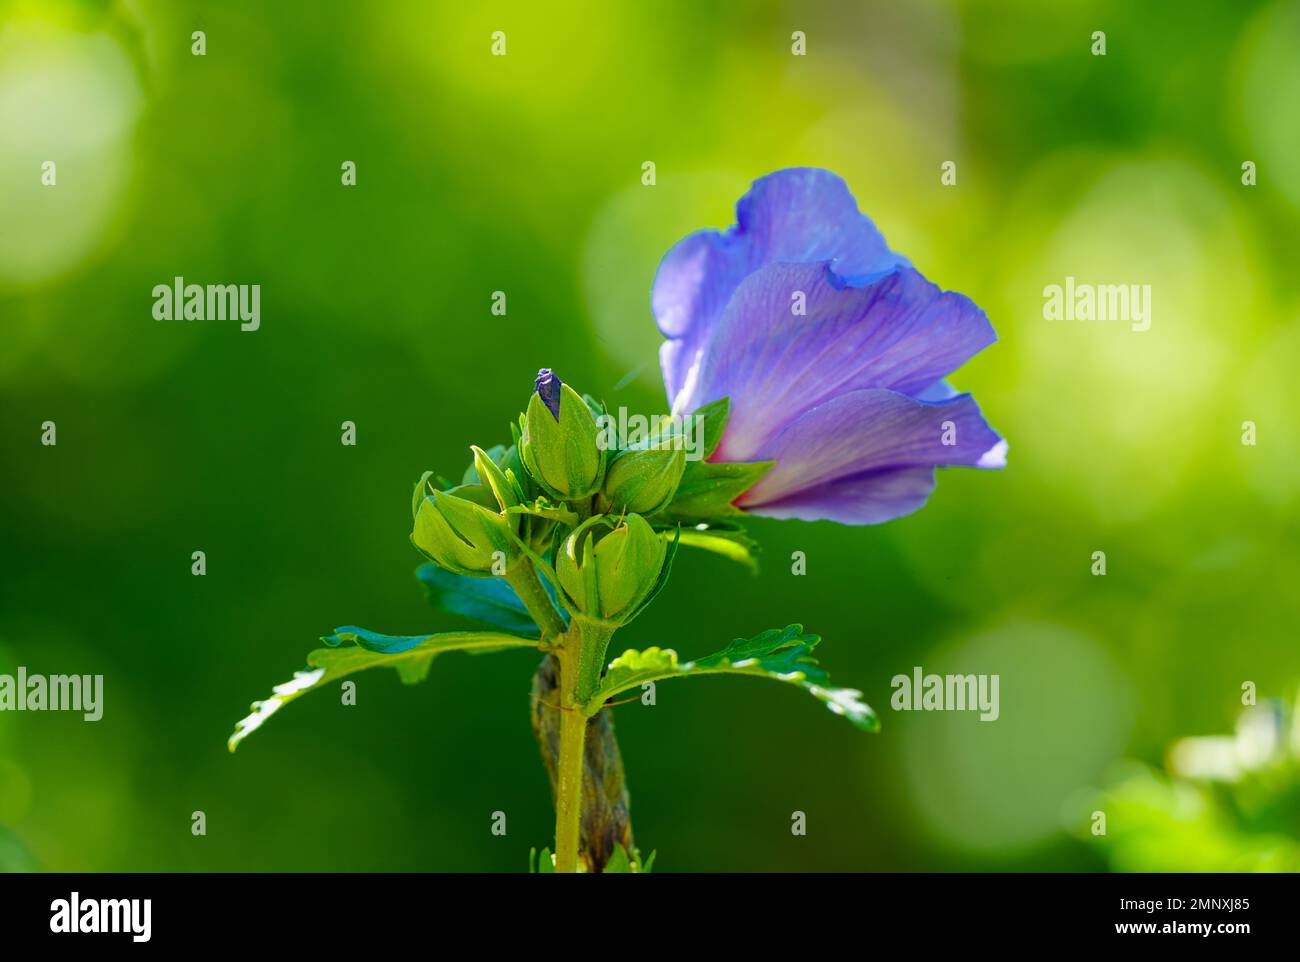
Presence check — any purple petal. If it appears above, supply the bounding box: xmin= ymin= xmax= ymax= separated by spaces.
xmin=653 ymin=168 xmax=908 ymax=405
xmin=534 ymin=368 xmax=562 ymax=420
xmin=685 ymin=262 xmax=996 ymax=460
xmin=735 ymin=388 xmax=1006 ymax=520
xmin=913 ymin=379 xmax=959 ymax=402
xmin=745 ymin=466 xmax=938 ymax=525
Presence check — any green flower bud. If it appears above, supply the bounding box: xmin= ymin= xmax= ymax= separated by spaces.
xmin=596 ymin=444 xmax=686 ymax=516
xmin=556 ymin=514 xmax=666 ymax=625
xmin=521 ymin=369 xmax=606 ymax=502
xmin=411 ymin=447 xmax=521 ymax=578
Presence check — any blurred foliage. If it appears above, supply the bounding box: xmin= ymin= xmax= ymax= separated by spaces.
xmin=0 ymin=0 xmax=1297 ymax=871
xmin=1086 ymin=696 xmax=1300 ymax=871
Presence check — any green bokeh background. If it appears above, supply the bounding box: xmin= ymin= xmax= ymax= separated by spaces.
xmin=2 ymin=0 xmax=1298 ymax=871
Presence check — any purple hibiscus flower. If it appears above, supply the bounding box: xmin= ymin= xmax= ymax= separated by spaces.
xmin=652 ymin=167 xmax=1007 ymax=525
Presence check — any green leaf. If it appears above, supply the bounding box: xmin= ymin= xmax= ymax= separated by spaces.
xmin=663 ymin=459 xmax=773 ymax=520
xmin=602 ymin=844 xmax=655 ymax=873
xmin=417 ymin=563 xmax=555 ymax=633
xmin=530 ymin=847 xmax=555 ymax=874
xmin=671 ymin=522 xmax=759 ymax=573
xmin=529 ymin=842 xmax=653 ymax=873
xmin=228 ymin=627 xmax=539 ymax=751
xmin=603 ymin=843 xmax=632 ymax=873
xmin=583 ymin=624 xmax=877 ymax=732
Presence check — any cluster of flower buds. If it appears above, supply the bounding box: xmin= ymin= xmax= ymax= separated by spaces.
xmin=411 ymin=369 xmax=686 ymax=631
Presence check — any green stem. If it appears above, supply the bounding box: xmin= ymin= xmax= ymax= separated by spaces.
xmin=530 ymin=654 xmax=636 ymax=873
xmin=553 ymin=615 xmax=619 ymax=872
xmin=553 ymin=642 xmax=587 ymax=873
xmin=508 ymin=560 xmax=593 ymax=872
xmin=508 ymin=561 xmax=622 ymax=872
xmin=506 ymin=562 xmax=567 ymax=640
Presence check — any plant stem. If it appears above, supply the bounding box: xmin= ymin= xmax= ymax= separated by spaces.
xmin=506 ymin=562 xmax=567 ymax=640
xmin=508 ymin=560 xmax=595 ymax=873
xmin=530 ymin=654 xmax=635 ymax=872
xmin=509 ymin=562 xmax=624 ymax=872
xmin=553 ymin=642 xmax=588 ymax=873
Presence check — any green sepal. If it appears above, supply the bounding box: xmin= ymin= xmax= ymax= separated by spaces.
xmin=620 ymin=524 xmax=680 ymax=625
xmin=505 ymin=420 xmax=539 ymax=499
xmin=411 ymin=470 xmax=435 ymax=522
xmin=461 ymin=443 xmax=509 ymax=485
xmin=693 ymin=396 xmax=730 ymax=458
xmin=663 ymin=459 xmax=773 ymax=520
xmin=470 ymin=445 xmax=519 ymax=513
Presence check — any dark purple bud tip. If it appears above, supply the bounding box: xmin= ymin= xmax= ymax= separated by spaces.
xmin=535 ymin=368 xmax=562 ymax=420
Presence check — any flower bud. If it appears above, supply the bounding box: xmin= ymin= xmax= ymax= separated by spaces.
xmin=521 ymin=369 xmax=606 ymax=501
xmin=596 ymin=444 xmax=686 ymax=516
xmin=556 ymin=514 xmax=666 ymax=624
xmin=411 ymin=447 xmax=521 ymax=577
